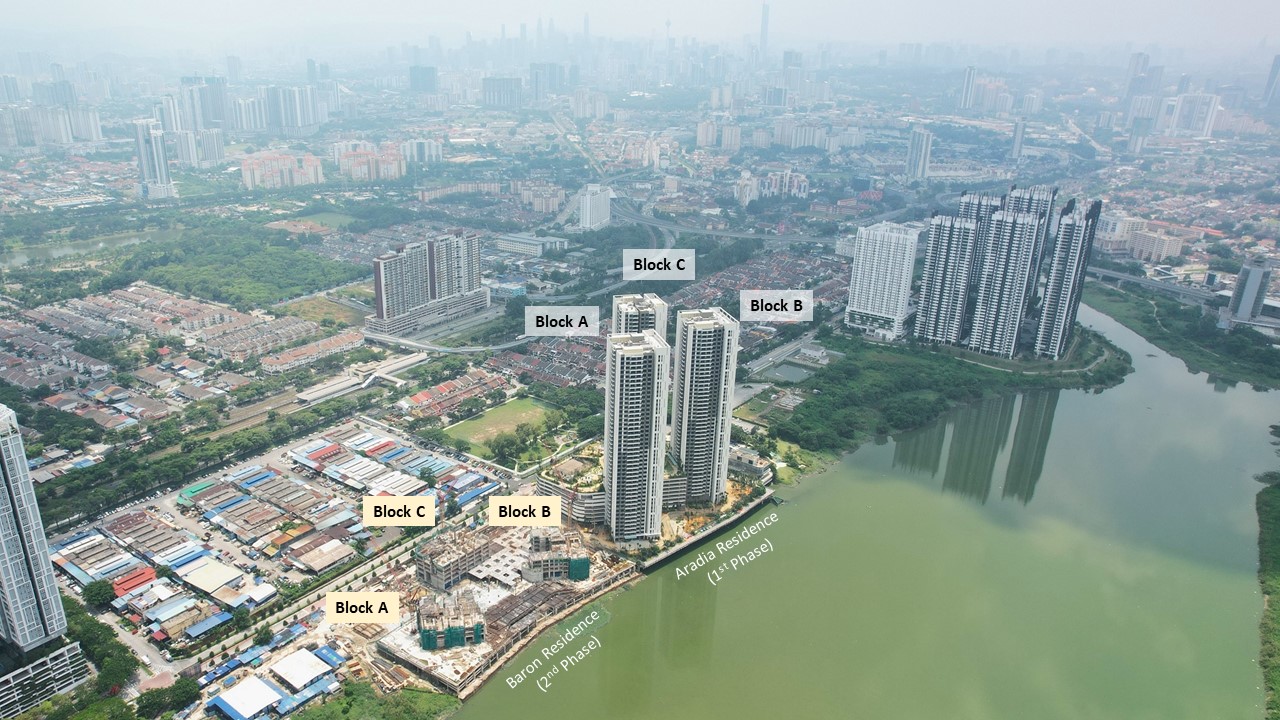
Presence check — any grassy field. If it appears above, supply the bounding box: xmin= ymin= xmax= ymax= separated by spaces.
xmin=283 ymin=296 xmax=367 ymax=326
xmin=299 ymin=211 xmax=358 ymax=228
xmin=294 ymin=682 xmax=456 ymax=720
xmin=333 ymin=282 xmax=375 ymax=302
xmin=445 ymin=397 xmax=552 ymax=457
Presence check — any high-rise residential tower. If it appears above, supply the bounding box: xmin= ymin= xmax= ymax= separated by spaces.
xmin=1035 ymin=200 xmax=1102 ymax=359
xmin=132 ymin=119 xmax=175 ymax=199
xmin=906 ymin=126 xmax=932 ymax=179
xmin=671 ymin=309 xmax=739 ymax=507
xmin=960 ymin=66 xmax=977 ymax=110
xmin=0 ymin=404 xmax=90 ymax=718
xmin=1229 ymin=256 xmax=1273 ymax=321
xmin=969 ymin=211 xmax=1044 ymax=358
xmin=844 ymin=222 xmax=918 ymax=339
xmin=915 ymin=215 xmax=979 ymax=345
xmin=579 ymin=184 xmax=611 ymax=230
xmin=366 ymin=231 xmax=490 ymax=336
xmin=612 ymin=294 xmax=668 ymax=338
xmin=604 ymin=331 xmax=670 ymax=542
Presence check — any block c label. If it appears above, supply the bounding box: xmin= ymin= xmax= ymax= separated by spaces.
xmin=622 ymin=249 xmax=696 ymax=280
xmin=362 ymin=496 xmax=436 ymax=526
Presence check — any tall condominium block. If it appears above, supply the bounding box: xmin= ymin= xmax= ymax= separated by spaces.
xmin=915 ymin=215 xmax=979 ymax=345
xmin=0 ymin=406 xmax=65 ymax=651
xmin=611 ymin=293 xmax=668 ymax=339
xmin=1011 ymin=118 xmax=1026 ymax=159
xmin=1230 ymin=256 xmax=1273 ymax=321
xmin=0 ymin=404 xmax=90 ymax=719
xmin=579 ymin=184 xmax=611 ymax=230
xmin=366 ymin=231 xmax=490 ymax=336
xmin=960 ymin=66 xmax=977 ymax=109
xmin=1266 ymin=55 xmax=1280 ymax=110
xmin=1035 ymin=199 xmax=1102 ymax=359
xmin=604 ymin=331 xmax=670 ymax=542
xmin=1004 ymin=184 xmax=1058 ymax=304
xmin=906 ymin=126 xmax=932 ymax=179
xmin=409 ymin=66 xmax=438 ymax=93
xmin=132 ymin=119 xmax=175 ymax=199
xmin=844 ymin=222 xmax=917 ymax=339
xmin=671 ymin=309 xmax=739 ymax=506
xmin=969 ymin=211 xmax=1043 ymax=358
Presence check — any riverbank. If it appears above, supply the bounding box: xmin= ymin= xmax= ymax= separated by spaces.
xmin=1082 ymin=282 xmax=1280 ymax=389
xmin=1258 ymin=484 xmax=1280 ymax=718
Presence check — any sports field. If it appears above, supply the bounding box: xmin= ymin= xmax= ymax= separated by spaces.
xmin=444 ymin=397 xmax=552 ymax=457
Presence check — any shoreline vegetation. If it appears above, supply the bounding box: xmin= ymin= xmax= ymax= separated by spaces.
xmin=1258 ymin=482 xmax=1280 ymax=719
xmin=1082 ymin=282 xmax=1280 ymax=390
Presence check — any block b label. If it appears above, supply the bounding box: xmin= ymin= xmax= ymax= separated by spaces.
xmin=740 ymin=290 xmax=814 ymax=322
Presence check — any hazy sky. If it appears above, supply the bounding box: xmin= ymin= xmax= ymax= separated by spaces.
xmin=3 ymin=0 xmax=1276 ymax=55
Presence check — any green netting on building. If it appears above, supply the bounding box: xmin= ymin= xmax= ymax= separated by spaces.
xmin=568 ymin=557 xmax=590 ymax=581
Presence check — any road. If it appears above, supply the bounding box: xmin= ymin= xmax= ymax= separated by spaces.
xmin=1085 ymin=266 xmax=1214 ymax=302
xmin=746 ymin=331 xmax=818 ymax=375
xmin=610 ymin=202 xmax=912 ymax=245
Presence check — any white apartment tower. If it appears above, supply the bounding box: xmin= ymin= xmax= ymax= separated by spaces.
xmin=844 ymin=222 xmax=918 ymax=339
xmin=579 ymin=184 xmax=612 ymax=230
xmin=0 ymin=405 xmax=90 ymax=719
xmin=906 ymin=126 xmax=932 ymax=179
xmin=915 ymin=215 xmax=979 ymax=345
xmin=604 ymin=331 xmax=670 ymax=542
xmin=0 ymin=406 xmax=66 ymax=651
xmin=671 ymin=309 xmax=739 ymax=507
xmin=968 ymin=211 xmax=1044 ymax=358
xmin=133 ymin=119 xmax=175 ymax=199
xmin=1036 ymin=200 xmax=1102 ymax=360
xmin=611 ymin=293 xmax=669 ymax=339
xmin=366 ymin=231 xmax=490 ymax=336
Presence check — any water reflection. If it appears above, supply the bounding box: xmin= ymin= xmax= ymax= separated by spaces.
xmin=1003 ymin=391 xmax=1059 ymax=504
xmin=893 ymin=390 xmax=1061 ymax=506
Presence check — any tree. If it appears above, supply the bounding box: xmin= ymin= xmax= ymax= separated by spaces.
xmin=418 ymin=467 xmax=437 ymax=488
xmin=232 ymin=607 xmax=251 ymax=630
xmin=253 ymin=625 xmax=273 ymax=647
xmin=82 ymin=580 xmax=116 ymax=608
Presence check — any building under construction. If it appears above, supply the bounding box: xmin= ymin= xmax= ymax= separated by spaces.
xmin=416 ymin=591 xmax=484 ymax=651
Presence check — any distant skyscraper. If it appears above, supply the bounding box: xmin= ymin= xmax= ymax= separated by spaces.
xmin=906 ymin=126 xmax=932 ymax=179
xmin=844 ymin=222 xmax=917 ymax=339
xmin=306 ymin=58 xmax=319 ymax=85
xmin=226 ymin=55 xmax=242 ymax=84
xmin=481 ymin=77 xmax=522 ymax=108
xmin=1035 ymin=199 xmax=1102 ymax=360
xmin=1229 ymin=256 xmax=1272 ymax=321
xmin=409 ymin=66 xmax=438 ymax=93
xmin=1265 ymin=55 xmax=1280 ymax=110
xmin=366 ymin=232 xmax=490 ymax=336
xmin=759 ymin=3 xmax=770 ymax=63
xmin=579 ymin=184 xmax=611 ymax=230
xmin=198 ymin=129 xmax=225 ymax=168
xmin=132 ymin=119 xmax=175 ymax=199
xmin=173 ymin=130 xmax=198 ymax=167
xmin=915 ymin=215 xmax=979 ymax=345
xmin=604 ymin=331 xmax=670 ymax=542
xmin=671 ymin=308 xmax=738 ymax=507
xmin=969 ymin=211 xmax=1044 ymax=358
xmin=0 ymin=405 xmax=90 ymax=718
xmin=960 ymin=66 xmax=977 ymax=110
xmin=1011 ymin=118 xmax=1026 ymax=159
xmin=612 ymin=294 xmax=668 ymax=338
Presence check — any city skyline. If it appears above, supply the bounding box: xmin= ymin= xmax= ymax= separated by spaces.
xmin=3 ymin=1 xmax=1279 ymax=56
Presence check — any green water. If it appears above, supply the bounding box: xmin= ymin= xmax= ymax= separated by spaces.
xmin=457 ymin=306 xmax=1272 ymax=720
